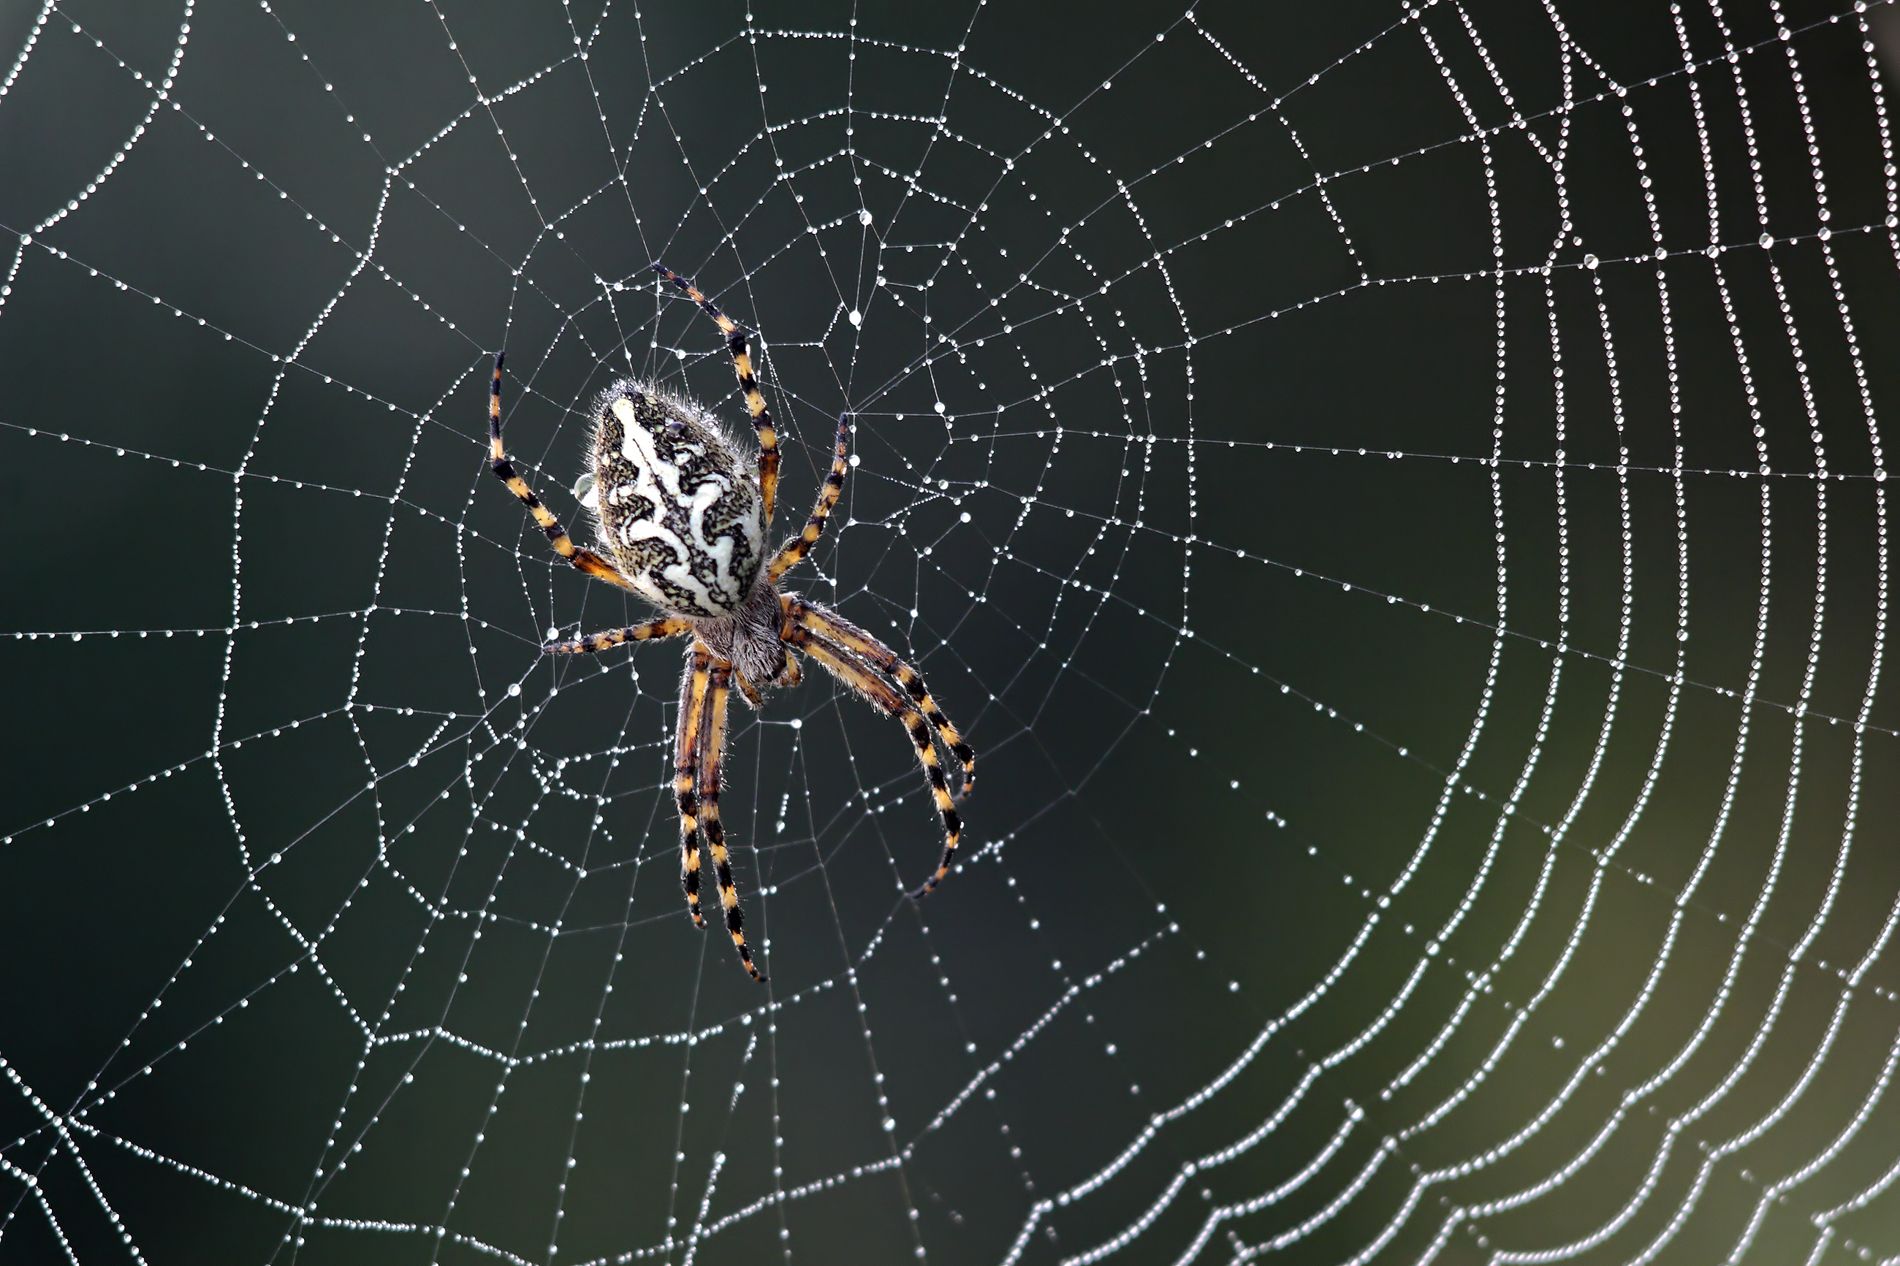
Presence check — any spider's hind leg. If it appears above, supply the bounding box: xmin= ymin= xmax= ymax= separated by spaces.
xmin=784 ymin=598 xmax=975 ymax=799
xmin=786 ymin=625 xmax=965 ymax=900
xmin=675 ymin=647 xmax=712 ymax=930
xmin=700 ymin=661 xmax=765 ymax=980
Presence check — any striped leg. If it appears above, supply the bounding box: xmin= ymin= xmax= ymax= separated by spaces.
xmin=487 ymin=352 xmax=641 ymax=594
xmin=700 ymin=660 xmax=765 ymax=980
xmin=767 ymin=411 xmax=853 ymax=583
xmin=675 ymin=647 xmax=712 ymax=930
xmin=785 ymin=598 xmax=975 ymax=797
xmin=542 ymin=617 xmax=691 ymax=655
xmin=788 ymin=628 xmax=964 ymax=899
xmin=651 ymin=264 xmax=780 ymax=524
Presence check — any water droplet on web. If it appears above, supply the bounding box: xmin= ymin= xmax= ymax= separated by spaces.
xmin=572 ymin=471 xmax=599 ymax=511
xmin=9 ymin=7 xmax=1895 ymax=1254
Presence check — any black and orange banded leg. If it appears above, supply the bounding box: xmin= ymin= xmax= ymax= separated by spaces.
xmin=789 ymin=628 xmax=964 ymax=900
xmin=542 ymin=616 xmax=691 ymax=656
xmin=675 ymin=646 xmax=712 ymax=930
xmin=700 ymin=660 xmax=764 ymax=980
xmin=487 ymin=351 xmax=642 ymax=594
xmin=767 ymin=411 xmax=853 ymax=583
xmin=651 ymin=264 xmax=780 ymax=524
xmin=785 ymin=597 xmax=975 ymax=798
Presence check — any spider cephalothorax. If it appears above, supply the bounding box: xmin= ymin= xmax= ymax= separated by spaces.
xmin=485 ymin=264 xmax=975 ymax=981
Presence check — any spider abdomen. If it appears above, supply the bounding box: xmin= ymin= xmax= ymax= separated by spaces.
xmin=587 ymin=383 xmax=764 ymax=617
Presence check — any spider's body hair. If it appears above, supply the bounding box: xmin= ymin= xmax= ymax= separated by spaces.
xmin=586 ymin=380 xmax=765 ymax=619
xmin=695 ymin=582 xmax=789 ymax=704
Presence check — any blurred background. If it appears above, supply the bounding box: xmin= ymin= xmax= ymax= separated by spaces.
xmin=4 ymin=1 xmax=1900 ymax=1262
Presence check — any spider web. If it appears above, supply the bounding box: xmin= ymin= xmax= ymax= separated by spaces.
xmin=4 ymin=0 xmax=1900 ymax=1261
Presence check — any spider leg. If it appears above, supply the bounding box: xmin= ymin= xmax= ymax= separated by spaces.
xmin=487 ymin=352 xmax=643 ymax=594
xmin=543 ymin=616 xmax=692 ymax=655
xmin=675 ymin=646 xmax=712 ymax=930
xmin=700 ymin=660 xmax=765 ymax=980
xmin=784 ymin=598 xmax=974 ymax=798
xmin=767 ymin=411 xmax=852 ymax=584
xmin=787 ymin=627 xmax=964 ymax=900
xmin=651 ymin=264 xmax=780 ymax=524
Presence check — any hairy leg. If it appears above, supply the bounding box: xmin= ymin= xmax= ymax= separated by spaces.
xmin=675 ymin=646 xmax=712 ymax=929
xmin=788 ymin=627 xmax=964 ymax=899
xmin=651 ymin=264 xmax=781 ymax=524
xmin=542 ymin=616 xmax=691 ymax=655
xmin=487 ymin=351 xmax=643 ymax=593
xmin=785 ymin=598 xmax=974 ymax=796
xmin=767 ymin=411 xmax=852 ymax=583
xmin=700 ymin=661 xmax=764 ymax=979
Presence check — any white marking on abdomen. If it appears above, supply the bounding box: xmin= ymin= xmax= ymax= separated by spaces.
xmin=607 ymin=397 xmax=761 ymax=614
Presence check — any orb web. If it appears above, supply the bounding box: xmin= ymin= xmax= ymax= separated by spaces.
xmin=3 ymin=2 xmax=1900 ymax=1263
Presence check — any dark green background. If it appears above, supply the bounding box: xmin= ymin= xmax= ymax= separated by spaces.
xmin=4 ymin=1 xmax=1900 ymax=1262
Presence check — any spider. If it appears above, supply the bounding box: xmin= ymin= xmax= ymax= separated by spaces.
xmin=485 ymin=263 xmax=975 ymax=981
